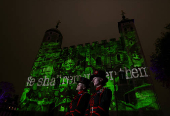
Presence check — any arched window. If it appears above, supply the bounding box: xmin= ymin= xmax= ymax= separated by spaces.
xmin=117 ymin=54 xmax=121 ymax=61
xmin=77 ymin=60 xmax=80 ymax=65
xmin=47 ymin=37 xmax=51 ymax=40
xmin=54 ymin=78 xmax=60 ymax=89
xmin=96 ymin=57 xmax=101 ymax=65
xmin=130 ymin=40 xmax=133 ymax=45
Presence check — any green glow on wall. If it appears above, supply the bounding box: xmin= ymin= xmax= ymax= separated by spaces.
xmin=124 ymin=83 xmax=152 ymax=95
xmin=19 ymin=27 xmax=160 ymax=114
xmin=59 ymin=106 xmax=65 ymax=112
xmin=135 ymin=90 xmax=159 ymax=110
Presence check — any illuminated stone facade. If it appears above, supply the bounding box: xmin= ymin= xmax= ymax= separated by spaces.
xmin=19 ymin=15 xmax=163 ymax=116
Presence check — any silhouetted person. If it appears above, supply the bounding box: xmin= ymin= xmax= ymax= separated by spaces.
xmin=65 ymin=77 xmax=91 ymax=116
xmin=85 ymin=70 xmax=112 ymax=116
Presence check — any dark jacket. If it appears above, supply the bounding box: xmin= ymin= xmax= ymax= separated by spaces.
xmin=65 ymin=91 xmax=91 ymax=116
xmin=85 ymin=86 xmax=112 ymax=116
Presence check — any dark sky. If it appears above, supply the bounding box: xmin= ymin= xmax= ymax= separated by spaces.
xmin=1 ymin=0 xmax=170 ymax=115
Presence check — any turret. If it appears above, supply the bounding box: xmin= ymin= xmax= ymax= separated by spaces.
xmin=42 ymin=20 xmax=63 ymax=49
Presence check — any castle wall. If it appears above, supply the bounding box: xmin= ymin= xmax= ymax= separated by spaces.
xmin=19 ymin=19 xmax=163 ymax=116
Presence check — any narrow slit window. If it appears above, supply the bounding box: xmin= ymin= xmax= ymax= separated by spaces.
xmin=96 ymin=57 xmax=101 ymax=65
xmin=117 ymin=54 xmax=121 ymax=61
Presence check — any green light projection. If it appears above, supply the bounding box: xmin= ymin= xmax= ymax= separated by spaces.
xmin=19 ymin=31 xmax=160 ymax=114
xmin=135 ymin=90 xmax=159 ymax=110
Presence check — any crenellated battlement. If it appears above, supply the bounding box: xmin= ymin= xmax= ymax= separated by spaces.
xmin=61 ymin=38 xmax=118 ymax=51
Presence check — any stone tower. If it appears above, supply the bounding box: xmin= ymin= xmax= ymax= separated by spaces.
xmin=116 ymin=11 xmax=163 ymax=116
xmin=19 ymin=21 xmax=64 ymax=115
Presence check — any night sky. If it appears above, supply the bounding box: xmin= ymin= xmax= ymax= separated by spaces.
xmin=1 ymin=0 xmax=170 ymax=115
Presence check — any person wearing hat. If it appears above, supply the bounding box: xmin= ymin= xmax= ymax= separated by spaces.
xmin=65 ymin=77 xmax=91 ymax=116
xmin=85 ymin=70 xmax=112 ymax=116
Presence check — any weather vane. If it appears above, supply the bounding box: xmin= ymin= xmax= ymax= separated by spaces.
xmin=56 ymin=20 xmax=61 ymax=28
xmin=121 ymin=10 xmax=125 ymax=16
